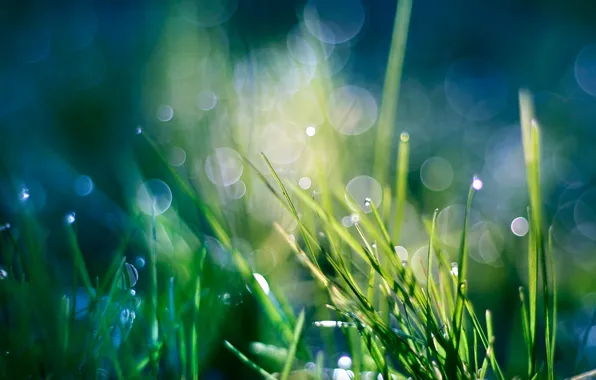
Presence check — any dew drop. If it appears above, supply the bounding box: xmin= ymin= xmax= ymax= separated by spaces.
xmin=394 ymin=246 xmax=408 ymax=261
xmin=0 ymin=269 xmax=7 ymax=279
xmin=511 ymin=217 xmax=529 ymax=237
xmin=135 ymin=126 xmax=142 ymax=135
xmin=472 ymin=176 xmax=483 ymax=191
xmin=345 ymin=175 xmax=382 ymax=213
xmin=306 ymin=126 xmax=316 ymax=136
xmin=19 ymin=187 xmax=30 ymax=201
xmin=299 ymin=177 xmax=312 ymax=190
xmin=65 ymin=212 xmax=76 ymax=225
xmin=337 ymin=355 xmax=352 ymax=369
xmin=253 ymin=273 xmax=270 ymax=295
xmin=450 ymin=262 xmax=459 ymax=276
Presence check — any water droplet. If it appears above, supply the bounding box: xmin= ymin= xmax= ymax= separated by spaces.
xmin=472 ymin=176 xmax=483 ymax=191
xmin=135 ymin=126 xmax=142 ymax=135
xmin=65 ymin=212 xmax=76 ymax=224
xmin=253 ymin=273 xmax=270 ymax=295
xmin=19 ymin=187 xmax=30 ymax=201
xmin=299 ymin=177 xmax=312 ymax=190
xmin=350 ymin=213 xmax=360 ymax=224
xmin=0 ymin=269 xmax=7 ymax=279
xmin=420 ymin=157 xmax=454 ymax=192
xmin=0 ymin=223 xmax=10 ymax=232
xmin=74 ymin=175 xmax=94 ymax=197
xmin=511 ymin=217 xmax=529 ymax=237
xmin=333 ymin=368 xmax=353 ymax=380
xmin=136 ymin=179 xmax=173 ymax=216
xmin=371 ymin=241 xmax=377 ymax=249
xmin=219 ymin=292 xmax=232 ymax=305
xmin=156 ymin=104 xmax=174 ymax=122
xmin=400 ymin=132 xmax=410 ymax=142
xmin=337 ymin=355 xmax=352 ymax=369
xmin=394 ymin=246 xmax=408 ymax=261
xmin=130 ymin=289 xmax=136 ymax=296
xmin=327 ymin=86 xmax=378 ymax=135
xmin=450 ymin=262 xmax=459 ymax=276
xmin=401 ymin=260 xmax=408 ymax=267
xmin=119 ymin=263 xmax=139 ymax=289
xmin=345 ymin=175 xmax=382 ymax=214
xmin=306 ymin=126 xmax=316 ymax=136
xmin=204 ymin=148 xmax=244 ymax=186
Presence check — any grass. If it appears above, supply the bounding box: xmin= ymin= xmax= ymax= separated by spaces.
xmin=0 ymin=1 xmax=590 ymax=379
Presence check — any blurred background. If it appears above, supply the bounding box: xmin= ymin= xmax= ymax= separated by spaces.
xmin=2 ymin=0 xmax=596 ymax=377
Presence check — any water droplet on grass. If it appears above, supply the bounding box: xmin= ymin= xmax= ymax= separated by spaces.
xmin=65 ymin=212 xmax=76 ymax=224
xmin=345 ymin=176 xmax=382 ymax=213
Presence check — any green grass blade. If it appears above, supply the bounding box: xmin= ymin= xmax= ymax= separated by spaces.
xmin=393 ymin=132 xmax=410 ymax=243
xmin=315 ymin=351 xmax=325 ymax=380
xmin=261 ymin=153 xmax=318 ymax=264
xmin=486 ymin=310 xmax=505 ymax=380
xmin=224 ymin=341 xmax=276 ymax=379
xmin=519 ymin=286 xmax=532 ymax=375
xmin=373 ymin=0 xmax=412 ymax=186
xmin=449 ymin=182 xmax=477 ymax=377
xmin=280 ymin=309 xmax=305 ymax=380
xmin=548 ymin=226 xmax=557 ymax=378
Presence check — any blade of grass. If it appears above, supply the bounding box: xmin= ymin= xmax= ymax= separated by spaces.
xmin=548 ymin=226 xmax=557 ymax=377
xmin=486 ymin=310 xmax=505 ymax=380
xmin=224 ymin=341 xmax=276 ymax=380
xmin=315 ymin=351 xmax=324 ymax=380
xmin=520 ymin=286 xmax=532 ymax=375
xmin=393 ymin=132 xmax=410 ymax=243
xmin=450 ymin=181 xmax=477 ymax=378
xmin=261 ymin=153 xmax=318 ymax=265
xmin=280 ymin=309 xmax=305 ymax=380
xmin=373 ymin=0 xmax=412 ymax=186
